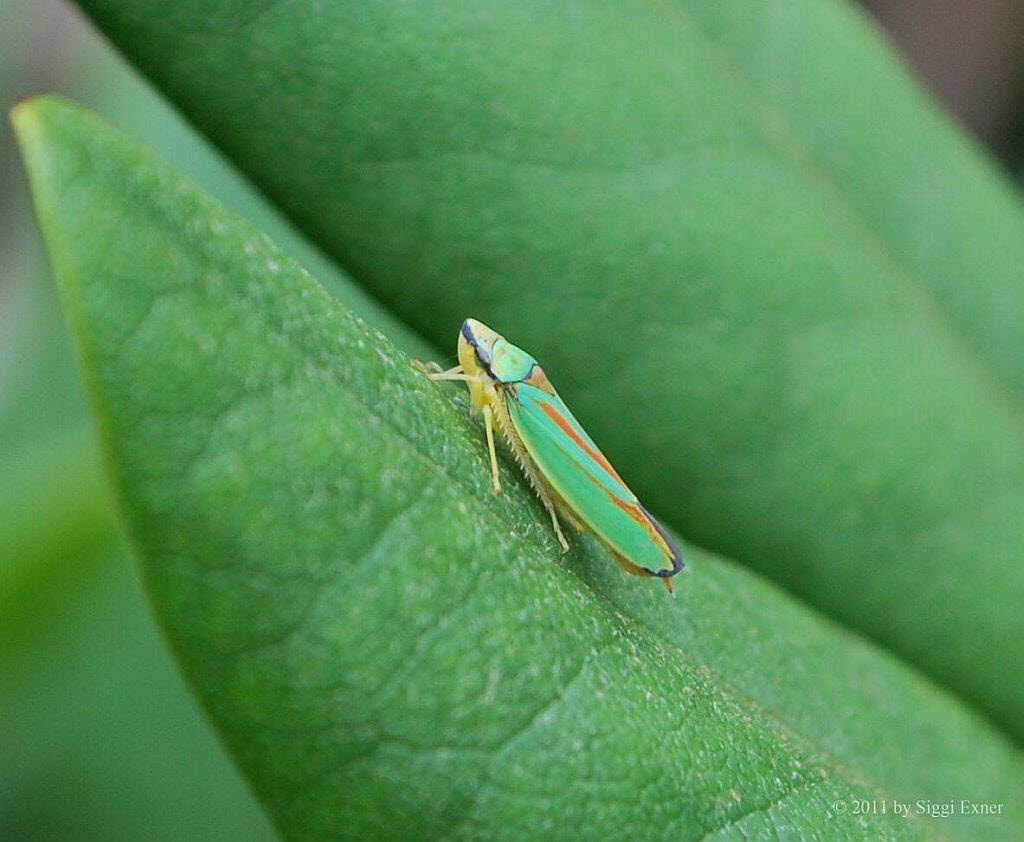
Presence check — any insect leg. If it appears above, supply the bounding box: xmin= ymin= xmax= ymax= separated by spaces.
xmin=482 ymin=404 xmax=502 ymax=495
xmin=412 ymin=359 xmax=445 ymax=375
xmin=427 ymin=364 xmax=469 ymax=381
xmin=546 ymin=504 xmax=571 ymax=553
xmin=506 ymin=435 xmax=572 ymax=553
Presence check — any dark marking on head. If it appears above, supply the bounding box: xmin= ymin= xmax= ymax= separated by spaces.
xmin=461 ymin=319 xmax=494 ymax=372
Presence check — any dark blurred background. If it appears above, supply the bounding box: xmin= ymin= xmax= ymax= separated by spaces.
xmin=2 ymin=1 xmax=1022 ymax=839
xmin=863 ymin=0 xmax=1024 ymax=161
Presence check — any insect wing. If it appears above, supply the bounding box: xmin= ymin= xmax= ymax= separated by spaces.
xmin=506 ymin=382 xmax=677 ymax=575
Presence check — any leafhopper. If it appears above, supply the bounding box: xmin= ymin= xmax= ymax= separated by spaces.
xmin=422 ymin=319 xmax=684 ymax=593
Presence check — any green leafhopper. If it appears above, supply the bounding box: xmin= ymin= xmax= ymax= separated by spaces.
xmin=422 ymin=319 xmax=684 ymax=593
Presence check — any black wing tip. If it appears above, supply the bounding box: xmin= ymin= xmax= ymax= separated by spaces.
xmin=639 ymin=504 xmax=686 ymax=579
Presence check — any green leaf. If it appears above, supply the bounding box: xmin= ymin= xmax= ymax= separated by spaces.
xmin=17 ymin=95 xmax=1024 ymax=841
xmin=69 ymin=0 xmax=1024 ymax=739
xmin=1 ymin=540 xmax=278 ymax=842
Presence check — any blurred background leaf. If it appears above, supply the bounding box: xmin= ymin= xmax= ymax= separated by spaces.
xmin=16 ymin=96 xmax=1024 ymax=840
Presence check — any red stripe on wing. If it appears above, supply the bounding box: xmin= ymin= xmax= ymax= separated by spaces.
xmin=537 ymin=401 xmax=627 ymax=486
